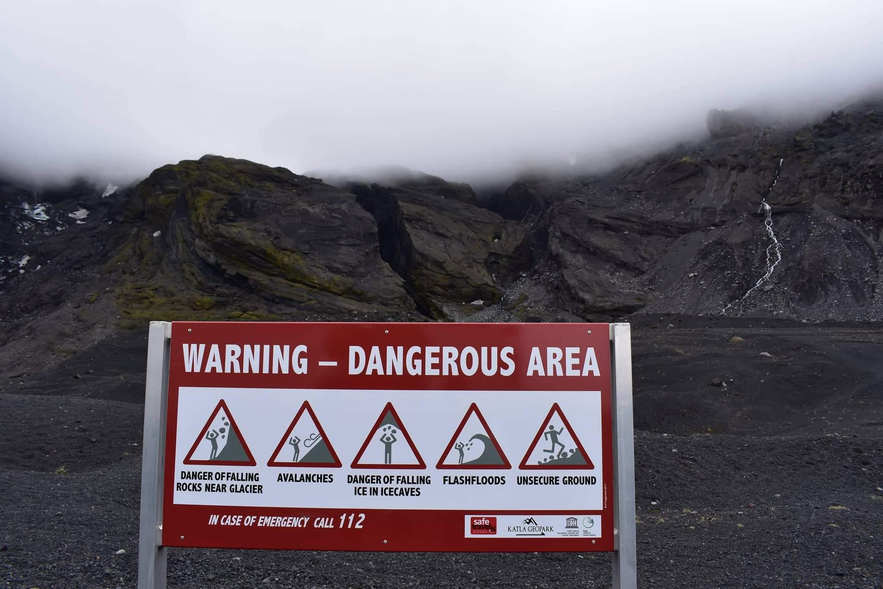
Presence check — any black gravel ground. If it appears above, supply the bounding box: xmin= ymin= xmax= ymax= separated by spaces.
xmin=2 ymin=320 xmax=882 ymax=588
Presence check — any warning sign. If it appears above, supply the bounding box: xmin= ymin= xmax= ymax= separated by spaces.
xmin=351 ymin=402 xmax=425 ymax=469
xmin=182 ymin=399 xmax=256 ymax=466
xmin=519 ymin=403 xmax=594 ymax=470
xmin=437 ymin=403 xmax=510 ymax=469
xmin=161 ymin=322 xmax=617 ymax=553
xmin=267 ymin=401 xmax=341 ymax=468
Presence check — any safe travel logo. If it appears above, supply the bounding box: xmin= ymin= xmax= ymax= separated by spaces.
xmin=470 ymin=517 xmax=497 ymax=535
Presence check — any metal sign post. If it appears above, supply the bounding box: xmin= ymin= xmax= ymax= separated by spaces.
xmin=138 ymin=322 xmax=171 ymax=589
xmin=137 ymin=321 xmax=636 ymax=588
xmin=611 ymin=323 xmax=637 ymax=589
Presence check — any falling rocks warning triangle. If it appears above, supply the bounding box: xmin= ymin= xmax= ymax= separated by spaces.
xmin=437 ymin=403 xmax=510 ymax=469
xmin=519 ymin=403 xmax=594 ymax=470
xmin=351 ymin=402 xmax=425 ymax=469
xmin=183 ymin=399 xmax=256 ymax=466
xmin=267 ymin=401 xmax=342 ymax=468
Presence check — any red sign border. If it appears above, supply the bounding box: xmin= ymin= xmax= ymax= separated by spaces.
xmin=161 ymin=321 xmax=615 ymax=553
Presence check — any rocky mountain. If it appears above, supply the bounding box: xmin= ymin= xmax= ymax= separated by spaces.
xmin=486 ymin=97 xmax=883 ymax=322
xmin=4 ymin=101 xmax=882 ymax=589
xmin=1 ymin=99 xmax=882 ymax=371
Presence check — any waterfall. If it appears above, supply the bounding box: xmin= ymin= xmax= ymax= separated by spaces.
xmin=722 ymin=159 xmax=784 ymax=313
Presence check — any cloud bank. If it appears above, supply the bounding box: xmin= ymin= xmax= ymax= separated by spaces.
xmin=2 ymin=0 xmax=882 ymax=184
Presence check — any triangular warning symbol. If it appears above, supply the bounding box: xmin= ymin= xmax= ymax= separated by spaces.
xmin=183 ymin=399 xmax=256 ymax=466
xmin=519 ymin=403 xmax=594 ymax=470
xmin=436 ymin=403 xmax=510 ymax=469
xmin=350 ymin=402 xmax=425 ymax=469
xmin=267 ymin=401 xmax=342 ymax=468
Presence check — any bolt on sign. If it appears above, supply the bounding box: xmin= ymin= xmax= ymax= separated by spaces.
xmin=138 ymin=322 xmax=637 ymax=589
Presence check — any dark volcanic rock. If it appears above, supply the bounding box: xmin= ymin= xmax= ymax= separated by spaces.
xmin=3 ymin=98 xmax=883 ymax=356
xmin=351 ymin=182 xmax=526 ymax=318
xmin=491 ymin=177 xmax=590 ymax=221
xmin=0 ymin=175 xmax=135 ymax=373
xmin=0 ymin=177 xmax=125 ymax=294
xmin=116 ymin=155 xmax=415 ymax=324
xmin=638 ymin=101 xmax=883 ymax=320
xmin=541 ymin=202 xmax=682 ymax=318
xmin=485 ymin=98 xmax=883 ymax=322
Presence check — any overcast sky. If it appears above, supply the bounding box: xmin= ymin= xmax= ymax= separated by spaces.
xmin=2 ymin=0 xmax=882 ymax=184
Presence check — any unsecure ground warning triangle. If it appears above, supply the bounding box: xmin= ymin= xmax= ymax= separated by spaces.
xmin=519 ymin=403 xmax=594 ymax=470
xmin=267 ymin=401 xmax=342 ymax=468
xmin=183 ymin=399 xmax=256 ymax=466
xmin=351 ymin=402 xmax=425 ymax=469
xmin=437 ymin=403 xmax=510 ymax=469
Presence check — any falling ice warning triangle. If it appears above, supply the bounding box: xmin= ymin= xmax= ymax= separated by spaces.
xmin=436 ymin=403 xmax=510 ymax=469
xmin=267 ymin=401 xmax=342 ymax=468
xmin=519 ymin=403 xmax=594 ymax=470
xmin=183 ymin=399 xmax=256 ymax=466
xmin=350 ymin=402 xmax=425 ymax=469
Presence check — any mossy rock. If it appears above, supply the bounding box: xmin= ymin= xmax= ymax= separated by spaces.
xmin=113 ymin=154 xmax=415 ymax=324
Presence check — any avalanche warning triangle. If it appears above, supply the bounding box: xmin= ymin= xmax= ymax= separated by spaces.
xmin=436 ymin=403 xmax=510 ymax=469
xmin=519 ymin=403 xmax=594 ymax=470
xmin=183 ymin=399 xmax=256 ymax=466
xmin=351 ymin=402 xmax=425 ymax=469
xmin=267 ymin=401 xmax=342 ymax=468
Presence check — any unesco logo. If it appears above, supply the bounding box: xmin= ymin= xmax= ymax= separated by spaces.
xmin=471 ymin=517 xmax=497 ymax=535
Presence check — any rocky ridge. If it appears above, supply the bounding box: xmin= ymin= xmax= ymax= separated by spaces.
xmin=1 ymin=99 xmax=882 ymax=371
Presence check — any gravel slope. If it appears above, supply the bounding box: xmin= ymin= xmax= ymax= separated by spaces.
xmin=1 ymin=321 xmax=882 ymax=588
xmin=2 ymin=430 xmax=880 ymax=588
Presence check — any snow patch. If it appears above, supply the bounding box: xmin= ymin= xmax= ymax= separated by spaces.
xmin=68 ymin=208 xmax=89 ymax=223
xmin=153 ymin=230 xmax=162 ymax=237
xmin=22 ymin=203 xmax=49 ymax=221
xmin=17 ymin=255 xmax=31 ymax=268
xmin=102 ymin=183 xmax=119 ymax=198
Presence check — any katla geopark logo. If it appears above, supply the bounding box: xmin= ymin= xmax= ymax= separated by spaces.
xmin=509 ymin=517 xmax=554 ymax=536
xmin=470 ymin=517 xmax=497 ymax=535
